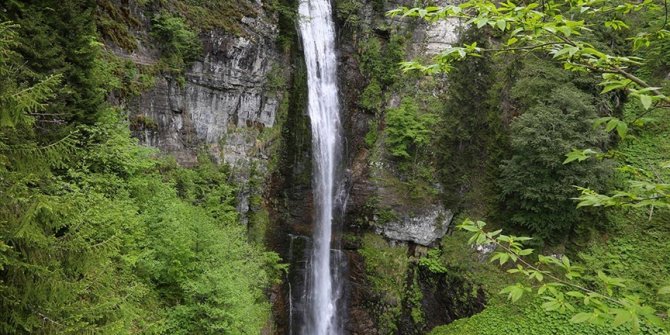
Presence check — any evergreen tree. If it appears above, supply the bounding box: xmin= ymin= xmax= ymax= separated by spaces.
xmin=0 ymin=0 xmax=103 ymax=126
xmin=497 ymin=58 xmax=612 ymax=239
xmin=0 ymin=17 xmax=277 ymax=334
xmin=438 ymin=29 xmax=496 ymax=208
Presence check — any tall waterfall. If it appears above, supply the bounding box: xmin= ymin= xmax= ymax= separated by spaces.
xmin=298 ymin=0 xmax=344 ymax=333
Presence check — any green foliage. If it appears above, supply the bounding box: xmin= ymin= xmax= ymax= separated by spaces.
xmin=360 ymin=79 xmax=384 ymax=112
xmin=1 ymin=111 xmax=278 ymax=334
xmin=409 ymin=268 xmax=425 ymax=325
xmin=437 ymin=27 xmax=499 ymax=210
xmin=169 ymin=0 xmax=257 ymax=34
xmin=0 ymin=22 xmax=61 ymax=128
xmin=335 ymin=0 xmax=365 ymax=28
xmin=169 ymin=156 xmax=238 ymax=222
xmin=95 ymin=0 xmax=141 ymax=50
xmin=419 ymin=249 xmax=449 ymax=274
xmin=430 ymin=299 xmax=666 ymax=335
xmin=1 ymin=0 xmax=104 ymax=125
xmin=389 ymin=1 xmax=670 ymax=333
xmin=133 ymin=179 xmax=270 ymax=334
xmin=577 ymin=120 xmax=670 ymax=307
xmin=457 ymin=218 xmax=668 ymax=333
xmin=358 ymin=34 xmax=406 ymax=86
xmin=360 ymin=234 xmax=409 ymax=301
xmin=96 ymin=51 xmax=159 ymax=99
xmin=364 ymin=119 xmax=379 ymax=148
xmin=497 ymin=59 xmax=612 ymax=239
xmin=151 ymin=12 xmax=202 ymax=74
xmin=0 ymin=21 xmax=277 ymax=334
xmin=389 ymin=1 xmax=670 ymax=109
xmin=385 ymin=97 xmax=438 ymax=160
xmin=359 ymin=233 xmax=409 ymax=335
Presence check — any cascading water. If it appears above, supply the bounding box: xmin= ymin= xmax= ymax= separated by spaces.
xmin=297 ymin=0 xmax=344 ymax=334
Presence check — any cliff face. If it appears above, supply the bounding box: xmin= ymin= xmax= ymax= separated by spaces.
xmin=132 ymin=27 xmax=284 ymax=222
xmin=130 ymin=26 xmax=281 ymax=168
xmin=102 ymin=0 xmax=483 ymax=333
xmin=102 ymin=0 xmax=288 ymax=224
xmin=335 ymin=1 xmax=486 ymax=334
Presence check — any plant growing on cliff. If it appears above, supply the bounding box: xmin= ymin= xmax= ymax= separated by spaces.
xmin=497 ymin=58 xmax=612 ymax=239
xmin=151 ymin=12 xmax=202 ymax=73
xmin=389 ymin=0 xmax=670 ymax=216
xmin=385 ymin=97 xmax=437 ymax=160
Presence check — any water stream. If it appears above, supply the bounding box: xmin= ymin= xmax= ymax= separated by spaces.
xmin=298 ymin=0 xmax=344 ymax=333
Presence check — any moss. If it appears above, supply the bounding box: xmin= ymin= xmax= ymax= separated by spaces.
xmin=249 ymin=206 xmax=270 ymax=245
xmin=409 ymin=268 xmax=425 ymax=326
xmin=360 ymin=79 xmax=383 ymax=112
xmin=359 ymin=234 xmax=409 ymax=334
xmin=375 ymin=207 xmax=399 ymax=225
xmin=130 ymin=114 xmax=159 ymax=131
xmin=96 ymin=50 xmax=159 ymax=98
xmin=95 ymin=0 xmax=141 ymax=50
xmin=275 ymin=49 xmax=312 ymax=187
xmin=169 ymin=0 xmax=258 ymax=35
xmin=364 ymin=118 xmax=379 ymax=149
xmin=360 ymin=234 xmax=408 ymax=302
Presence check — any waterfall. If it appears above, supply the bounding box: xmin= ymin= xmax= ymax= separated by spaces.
xmin=298 ymin=0 xmax=344 ymax=333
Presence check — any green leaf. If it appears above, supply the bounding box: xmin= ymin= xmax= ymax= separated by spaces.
xmin=500 ymin=284 xmax=527 ymax=303
xmin=570 ymin=312 xmax=592 ymax=323
xmin=496 ymin=19 xmax=506 ymax=31
xmin=474 ymin=17 xmax=488 ymax=28
xmin=615 ymin=121 xmax=628 ymax=139
xmin=566 ymin=291 xmax=585 ymax=298
xmin=518 ymin=248 xmax=534 ymax=256
xmin=640 ymin=94 xmax=652 ymax=109
xmin=612 ymin=309 xmax=632 ymax=327
xmin=605 ymin=118 xmax=618 ymax=132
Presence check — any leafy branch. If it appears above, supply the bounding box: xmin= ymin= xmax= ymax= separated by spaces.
xmin=458 ymin=219 xmax=668 ymax=333
xmin=388 ymin=0 xmax=670 ymax=110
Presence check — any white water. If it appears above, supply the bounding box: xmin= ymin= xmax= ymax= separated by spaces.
xmin=298 ymin=0 xmax=343 ymax=333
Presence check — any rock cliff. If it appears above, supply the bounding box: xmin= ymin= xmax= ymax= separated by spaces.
xmin=130 ymin=27 xmax=281 ymax=168
xmin=100 ymin=0 xmax=483 ymax=333
xmin=101 ymin=0 xmax=287 ymax=224
xmin=334 ymin=1 xmax=485 ymax=334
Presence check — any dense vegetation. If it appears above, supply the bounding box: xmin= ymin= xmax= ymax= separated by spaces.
xmin=386 ymin=0 xmax=670 ymax=334
xmin=337 ymin=0 xmax=670 ymax=334
xmin=0 ymin=2 xmax=280 ymax=334
xmin=2 ymin=0 xmax=670 ymax=334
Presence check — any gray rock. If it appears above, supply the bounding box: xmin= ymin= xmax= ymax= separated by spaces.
xmin=119 ymin=6 xmax=285 ymax=224
xmin=376 ymin=206 xmax=454 ymax=246
xmin=424 ymin=17 xmax=462 ymax=55
xmin=130 ymin=28 xmax=281 ymax=165
xmin=474 ymin=244 xmax=496 ymax=262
